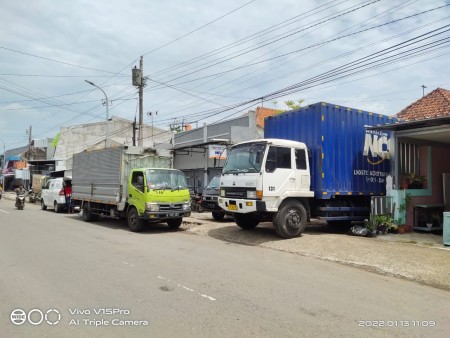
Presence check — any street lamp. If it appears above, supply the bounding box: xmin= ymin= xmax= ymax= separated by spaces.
xmin=0 ymin=138 xmax=6 ymax=190
xmin=85 ymin=80 xmax=109 ymax=148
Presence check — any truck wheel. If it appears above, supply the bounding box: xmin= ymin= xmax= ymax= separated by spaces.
xmin=54 ymin=202 xmax=61 ymax=213
xmin=82 ymin=203 xmax=94 ymax=222
xmin=212 ymin=212 xmax=225 ymax=221
xmin=235 ymin=214 xmax=259 ymax=229
xmin=273 ymin=201 xmax=307 ymax=238
xmin=127 ymin=208 xmax=144 ymax=232
xmin=167 ymin=218 xmax=182 ymax=229
xmin=41 ymin=199 xmax=47 ymax=210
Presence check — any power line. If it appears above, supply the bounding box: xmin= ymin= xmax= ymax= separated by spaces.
xmin=0 ymin=45 xmax=129 ymax=75
xmin=142 ymin=0 xmax=257 ymax=57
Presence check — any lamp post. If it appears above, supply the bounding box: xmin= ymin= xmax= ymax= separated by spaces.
xmin=85 ymin=80 xmax=109 ymax=148
xmin=0 ymin=138 xmax=5 ymax=190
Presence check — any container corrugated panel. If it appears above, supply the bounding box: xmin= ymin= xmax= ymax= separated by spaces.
xmin=265 ymin=102 xmax=395 ymax=199
xmin=72 ymin=147 xmax=172 ymax=204
xmin=72 ymin=147 xmax=124 ymax=204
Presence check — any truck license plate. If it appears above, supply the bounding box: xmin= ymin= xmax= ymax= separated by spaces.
xmin=228 ymin=204 xmax=237 ymax=211
xmin=169 ymin=213 xmax=179 ymax=217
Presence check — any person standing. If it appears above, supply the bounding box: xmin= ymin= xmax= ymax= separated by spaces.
xmin=63 ymin=181 xmax=72 ymax=213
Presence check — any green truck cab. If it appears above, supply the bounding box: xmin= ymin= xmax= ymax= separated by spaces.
xmin=71 ymin=147 xmax=191 ymax=232
xmin=127 ymin=168 xmax=191 ymax=231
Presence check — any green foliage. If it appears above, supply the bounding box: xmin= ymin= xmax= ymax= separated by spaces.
xmin=398 ymin=193 xmax=413 ymax=213
xmin=272 ymin=99 xmax=304 ymax=114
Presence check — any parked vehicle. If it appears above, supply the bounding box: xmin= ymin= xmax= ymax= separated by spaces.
xmin=190 ymin=192 xmax=204 ymax=213
xmin=28 ymin=188 xmax=37 ymax=203
xmin=202 ymin=175 xmax=228 ymax=220
xmin=71 ymin=147 xmax=191 ymax=232
xmin=218 ymin=102 xmax=394 ymax=238
xmin=41 ymin=177 xmax=69 ymax=213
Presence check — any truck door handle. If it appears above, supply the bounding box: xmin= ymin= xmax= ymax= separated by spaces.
xmin=290 ymin=177 xmax=296 ymax=180
xmin=129 ymin=194 xmax=132 ymax=197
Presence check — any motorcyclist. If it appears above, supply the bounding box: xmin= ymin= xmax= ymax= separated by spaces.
xmin=15 ymin=184 xmax=26 ymax=207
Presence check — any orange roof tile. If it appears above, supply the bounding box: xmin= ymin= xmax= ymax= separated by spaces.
xmin=256 ymin=107 xmax=278 ymax=128
xmin=396 ymin=87 xmax=450 ymax=121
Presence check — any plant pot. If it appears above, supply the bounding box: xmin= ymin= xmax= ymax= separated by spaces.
xmin=398 ymin=227 xmax=406 ymax=234
xmin=426 ymin=223 xmax=433 ymax=229
xmin=408 ymin=182 xmax=423 ymax=189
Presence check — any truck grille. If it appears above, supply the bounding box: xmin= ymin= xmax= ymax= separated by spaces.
xmin=159 ymin=203 xmax=183 ymax=211
xmin=223 ymin=187 xmax=255 ymax=199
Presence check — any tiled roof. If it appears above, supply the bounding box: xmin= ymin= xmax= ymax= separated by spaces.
xmin=256 ymin=107 xmax=278 ymax=128
xmin=396 ymin=87 xmax=450 ymax=121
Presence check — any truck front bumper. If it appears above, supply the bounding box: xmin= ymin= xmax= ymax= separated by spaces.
xmin=143 ymin=210 xmax=191 ymax=220
xmin=218 ymin=198 xmax=266 ymax=213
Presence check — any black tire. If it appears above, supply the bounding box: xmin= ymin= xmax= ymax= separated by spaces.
xmin=127 ymin=207 xmax=145 ymax=232
xmin=212 ymin=212 xmax=225 ymax=221
xmin=273 ymin=201 xmax=307 ymax=239
xmin=41 ymin=199 xmax=47 ymax=210
xmin=167 ymin=218 xmax=182 ymax=229
xmin=234 ymin=214 xmax=259 ymax=229
xmin=82 ymin=203 xmax=94 ymax=222
xmin=54 ymin=201 xmax=61 ymax=213
xmin=197 ymin=205 xmax=204 ymax=213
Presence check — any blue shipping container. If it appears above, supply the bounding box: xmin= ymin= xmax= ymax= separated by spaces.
xmin=265 ymin=102 xmax=396 ymax=199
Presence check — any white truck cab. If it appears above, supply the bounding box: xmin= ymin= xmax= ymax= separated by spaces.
xmin=218 ymin=139 xmax=314 ymax=238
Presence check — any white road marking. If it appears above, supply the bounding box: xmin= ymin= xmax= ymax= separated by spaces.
xmin=0 ymin=209 xmax=9 ymax=214
xmin=157 ymin=275 xmax=216 ymax=301
xmin=122 ymin=261 xmax=135 ymax=267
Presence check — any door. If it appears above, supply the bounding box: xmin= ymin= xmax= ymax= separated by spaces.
xmin=129 ymin=171 xmax=146 ymax=213
xmin=294 ymin=148 xmax=311 ymax=192
xmin=263 ymin=146 xmax=296 ymax=199
xmin=42 ymin=180 xmax=52 ymax=205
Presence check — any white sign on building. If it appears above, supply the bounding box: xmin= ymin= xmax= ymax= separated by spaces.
xmin=209 ymin=145 xmax=227 ymax=159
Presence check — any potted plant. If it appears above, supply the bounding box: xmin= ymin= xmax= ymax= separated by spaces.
xmin=364 ymin=217 xmax=378 ymax=237
xmin=405 ymin=173 xmax=426 ymax=189
xmin=375 ymin=215 xmax=393 ymax=234
xmin=431 ymin=212 xmax=443 ymax=227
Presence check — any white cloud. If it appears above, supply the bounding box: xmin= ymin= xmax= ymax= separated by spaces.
xmin=0 ymin=0 xmax=449 ymax=148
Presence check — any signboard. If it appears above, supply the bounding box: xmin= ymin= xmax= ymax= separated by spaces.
xmin=209 ymin=145 xmax=227 ymax=159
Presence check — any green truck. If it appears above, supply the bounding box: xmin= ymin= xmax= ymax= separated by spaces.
xmin=71 ymin=146 xmax=191 ymax=232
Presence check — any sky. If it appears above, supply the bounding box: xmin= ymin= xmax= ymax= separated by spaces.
xmin=0 ymin=0 xmax=449 ymax=151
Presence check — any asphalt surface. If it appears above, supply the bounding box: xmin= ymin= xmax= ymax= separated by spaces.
xmin=0 ymin=200 xmax=449 ymax=338
xmin=184 ymin=212 xmax=450 ymax=290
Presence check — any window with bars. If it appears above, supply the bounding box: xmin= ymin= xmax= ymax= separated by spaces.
xmin=399 ymin=142 xmax=428 ymax=189
xmin=399 ymin=142 xmax=420 ymax=175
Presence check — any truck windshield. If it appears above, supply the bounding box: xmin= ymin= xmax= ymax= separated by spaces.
xmin=222 ymin=143 xmax=266 ymax=174
xmin=146 ymin=169 xmax=188 ymax=190
xmin=206 ymin=176 xmax=220 ymax=189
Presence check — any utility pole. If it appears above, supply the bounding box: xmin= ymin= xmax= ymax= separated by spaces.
xmin=132 ymin=117 xmax=137 ymax=146
xmin=132 ymin=57 xmax=145 ymax=146
xmin=27 ymin=125 xmax=32 ymax=159
xmin=138 ymin=56 xmax=144 ymax=146
xmin=421 ymin=84 xmax=427 ymax=97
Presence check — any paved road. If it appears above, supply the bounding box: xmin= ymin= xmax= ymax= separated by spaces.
xmin=0 ymin=201 xmax=449 ymax=338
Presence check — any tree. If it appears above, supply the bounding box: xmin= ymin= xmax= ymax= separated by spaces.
xmin=272 ymin=99 xmax=304 ymax=114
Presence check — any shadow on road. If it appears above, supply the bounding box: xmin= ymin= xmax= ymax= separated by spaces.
xmin=207 ymin=223 xmax=283 ymax=246
xmin=67 ymin=214 xmax=188 ymax=235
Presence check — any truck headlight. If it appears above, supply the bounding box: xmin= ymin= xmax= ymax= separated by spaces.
xmin=182 ymin=203 xmax=190 ymax=211
xmin=220 ymin=189 xmax=225 ymax=197
xmin=146 ymin=203 xmax=159 ymax=211
xmin=247 ymin=191 xmax=256 ymax=199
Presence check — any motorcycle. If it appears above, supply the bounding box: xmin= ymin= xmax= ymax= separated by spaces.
xmin=15 ymin=192 xmax=25 ymax=210
xmin=28 ymin=188 xmax=37 ymax=203
xmin=190 ymin=192 xmax=204 ymax=213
